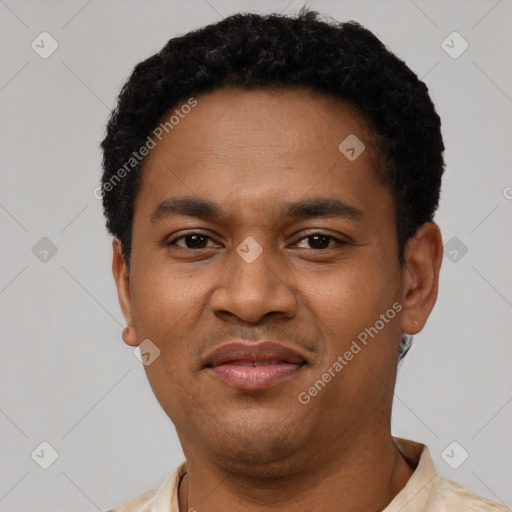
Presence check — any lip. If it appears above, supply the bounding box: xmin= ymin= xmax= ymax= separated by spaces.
xmin=203 ymin=340 xmax=307 ymax=391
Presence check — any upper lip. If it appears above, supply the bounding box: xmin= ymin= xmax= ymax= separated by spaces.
xmin=203 ymin=340 xmax=307 ymax=367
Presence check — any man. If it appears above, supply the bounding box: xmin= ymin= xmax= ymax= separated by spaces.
xmin=100 ymin=10 xmax=508 ymax=512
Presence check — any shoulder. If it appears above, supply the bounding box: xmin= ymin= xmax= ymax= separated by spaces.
xmin=430 ymin=474 xmax=510 ymax=511
xmin=104 ymin=461 xmax=187 ymax=512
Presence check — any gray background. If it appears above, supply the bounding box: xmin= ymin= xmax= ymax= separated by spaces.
xmin=1 ymin=0 xmax=511 ymax=510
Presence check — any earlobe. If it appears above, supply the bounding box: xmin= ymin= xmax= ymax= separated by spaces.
xmin=122 ymin=325 xmax=138 ymax=347
xmin=112 ymin=238 xmax=139 ymax=347
xmin=400 ymin=223 xmax=443 ymax=335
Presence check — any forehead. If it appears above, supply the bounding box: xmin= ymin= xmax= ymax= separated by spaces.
xmin=134 ymin=86 xmax=389 ymax=223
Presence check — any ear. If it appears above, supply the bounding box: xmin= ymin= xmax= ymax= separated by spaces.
xmin=400 ymin=222 xmax=443 ymax=335
xmin=112 ymin=237 xmax=138 ymax=347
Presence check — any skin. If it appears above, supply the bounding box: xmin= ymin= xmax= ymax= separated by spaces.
xmin=112 ymin=87 xmax=443 ymax=512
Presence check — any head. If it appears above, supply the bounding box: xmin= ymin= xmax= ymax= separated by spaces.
xmin=102 ymin=11 xmax=444 ymax=476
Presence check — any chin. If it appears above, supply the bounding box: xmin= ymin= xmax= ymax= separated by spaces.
xmin=207 ymin=418 xmax=310 ymax=479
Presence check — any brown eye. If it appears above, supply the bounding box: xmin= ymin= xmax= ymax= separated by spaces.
xmin=168 ymin=233 xmax=216 ymax=249
xmin=294 ymin=233 xmax=344 ymax=250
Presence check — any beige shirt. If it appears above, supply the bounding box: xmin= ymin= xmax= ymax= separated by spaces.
xmin=106 ymin=437 xmax=509 ymax=512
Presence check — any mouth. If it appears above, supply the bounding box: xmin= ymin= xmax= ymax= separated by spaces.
xmin=203 ymin=341 xmax=307 ymax=391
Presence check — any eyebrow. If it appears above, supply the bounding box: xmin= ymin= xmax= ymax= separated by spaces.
xmin=150 ymin=196 xmax=363 ymax=223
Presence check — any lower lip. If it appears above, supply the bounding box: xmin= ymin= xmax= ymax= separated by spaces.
xmin=209 ymin=363 xmax=304 ymax=391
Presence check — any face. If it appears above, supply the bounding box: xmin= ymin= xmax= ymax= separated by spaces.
xmin=113 ymin=87 xmax=440 ymax=477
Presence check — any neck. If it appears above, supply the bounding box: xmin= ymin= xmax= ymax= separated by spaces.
xmin=178 ymin=432 xmax=415 ymax=512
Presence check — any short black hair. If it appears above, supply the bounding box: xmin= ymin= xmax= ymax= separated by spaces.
xmin=100 ymin=10 xmax=444 ymax=271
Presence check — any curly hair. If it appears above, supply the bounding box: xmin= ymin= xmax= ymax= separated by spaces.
xmin=100 ymin=9 xmax=444 ymax=271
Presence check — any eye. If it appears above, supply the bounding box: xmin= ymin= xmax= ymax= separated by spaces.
xmin=166 ymin=231 xmax=347 ymax=251
xmin=167 ymin=232 xmax=219 ymax=250
xmin=292 ymin=232 xmax=346 ymax=250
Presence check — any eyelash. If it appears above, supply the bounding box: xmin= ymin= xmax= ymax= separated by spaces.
xmin=166 ymin=231 xmax=348 ymax=251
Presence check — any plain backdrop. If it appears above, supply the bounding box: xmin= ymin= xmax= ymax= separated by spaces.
xmin=1 ymin=1 xmax=511 ymax=510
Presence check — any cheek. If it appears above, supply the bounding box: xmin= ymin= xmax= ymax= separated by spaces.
xmin=130 ymin=261 xmax=205 ymax=348
xmin=301 ymin=257 xmax=399 ymax=351
xmin=309 ymin=258 xmax=393 ymax=311
xmin=136 ymin=253 xmax=187 ymax=302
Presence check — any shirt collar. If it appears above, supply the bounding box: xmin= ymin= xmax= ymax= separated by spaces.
xmin=384 ymin=437 xmax=437 ymax=511
xmin=150 ymin=459 xmax=187 ymax=512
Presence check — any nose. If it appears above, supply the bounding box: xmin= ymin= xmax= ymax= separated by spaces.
xmin=210 ymin=240 xmax=297 ymax=324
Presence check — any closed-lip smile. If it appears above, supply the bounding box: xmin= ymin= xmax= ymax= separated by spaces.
xmin=203 ymin=340 xmax=307 ymax=391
